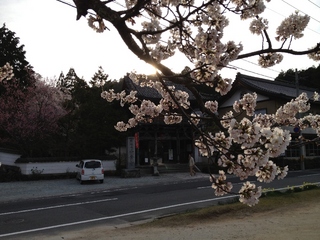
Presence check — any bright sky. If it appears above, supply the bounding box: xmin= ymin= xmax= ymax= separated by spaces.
xmin=1 ymin=0 xmax=320 ymax=82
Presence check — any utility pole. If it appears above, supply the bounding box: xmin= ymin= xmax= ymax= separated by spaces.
xmin=295 ymin=69 xmax=305 ymax=170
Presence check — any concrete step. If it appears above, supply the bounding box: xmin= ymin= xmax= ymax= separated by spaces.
xmin=137 ymin=163 xmax=191 ymax=175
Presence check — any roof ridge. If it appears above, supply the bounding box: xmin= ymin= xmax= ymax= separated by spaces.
xmin=236 ymin=73 xmax=316 ymax=91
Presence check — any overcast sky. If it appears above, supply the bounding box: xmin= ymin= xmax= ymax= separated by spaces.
xmin=1 ymin=0 xmax=320 ymax=82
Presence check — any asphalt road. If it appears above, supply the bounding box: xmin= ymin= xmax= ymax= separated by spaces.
xmin=0 ymin=169 xmax=320 ymax=239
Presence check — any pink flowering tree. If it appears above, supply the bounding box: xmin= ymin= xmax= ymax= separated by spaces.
xmin=70 ymin=0 xmax=320 ymax=206
xmin=0 ymin=64 xmax=69 ymax=156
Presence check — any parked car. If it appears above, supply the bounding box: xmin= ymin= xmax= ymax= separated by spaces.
xmin=76 ymin=159 xmax=104 ymax=184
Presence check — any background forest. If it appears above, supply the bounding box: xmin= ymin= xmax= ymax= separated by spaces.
xmin=0 ymin=24 xmax=129 ymax=158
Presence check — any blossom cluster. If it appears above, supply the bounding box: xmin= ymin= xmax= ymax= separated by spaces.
xmin=103 ymin=74 xmax=195 ymax=130
xmin=255 ymin=160 xmax=277 ymax=183
xmin=275 ymin=92 xmax=310 ymax=125
xmin=258 ymin=53 xmax=283 ymax=68
xmin=189 ymin=113 xmax=201 ymax=126
xmin=205 ymin=100 xmax=218 ymax=113
xmin=101 ymin=89 xmax=138 ymax=106
xmin=308 ymin=46 xmax=320 ymax=61
xmin=118 ymin=99 xmax=163 ymax=131
xmin=231 ymin=0 xmax=269 ymax=20
xmin=276 ymin=11 xmax=310 ymax=41
xmin=0 ymin=63 xmax=14 ymax=82
xmin=300 ymin=114 xmax=320 ymax=136
xmin=239 ymin=182 xmax=262 ymax=207
xmin=195 ymin=92 xmax=317 ymax=205
xmin=250 ymin=17 xmax=268 ymax=35
xmin=164 ymin=113 xmax=182 ymax=124
xmin=141 ymin=19 xmax=162 ymax=44
xmin=210 ymin=170 xmax=233 ymax=196
xmin=194 ymin=133 xmax=216 ymax=157
xmin=233 ymin=93 xmax=257 ymax=116
xmin=171 ymin=2 xmax=242 ymax=92
xmin=150 ymin=41 xmax=176 ymax=62
xmin=87 ymin=15 xmax=106 ymax=33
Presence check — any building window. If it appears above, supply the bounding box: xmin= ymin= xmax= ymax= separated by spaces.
xmin=305 ymin=141 xmax=320 ymax=156
xmin=285 ymin=141 xmax=300 ymax=157
xmin=286 ymin=140 xmax=320 ymax=157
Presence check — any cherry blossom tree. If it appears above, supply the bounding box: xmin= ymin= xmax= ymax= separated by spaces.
xmin=0 ymin=65 xmax=69 ymax=156
xmin=70 ymin=0 xmax=320 ymax=206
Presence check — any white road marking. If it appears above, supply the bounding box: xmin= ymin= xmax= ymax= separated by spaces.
xmin=0 ymin=198 xmax=118 ymax=216
xmin=298 ymin=173 xmax=320 ymax=177
xmin=102 ymin=186 xmax=138 ymax=192
xmin=197 ymin=182 xmax=250 ymax=189
xmin=0 ymin=195 xmax=236 ymax=238
xmin=2 ymin=182 xmax=320 ymax=238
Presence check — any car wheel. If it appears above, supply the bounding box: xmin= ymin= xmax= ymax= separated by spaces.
xmin=80 ymin=180 xmax=84 ymax=184
xmin=99 ymin=179 xmax=104 ymax=184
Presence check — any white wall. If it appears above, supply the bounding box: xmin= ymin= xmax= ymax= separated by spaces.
xmin=0 ymin=151 xmax=21 ymax=166
xmin=0 ymin=151 xmax=116 ymax=175
xmin=16 ymin=160 xmax=117 ymax=175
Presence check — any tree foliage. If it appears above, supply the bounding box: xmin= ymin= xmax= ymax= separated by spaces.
xmin=275 ymin=64 xmax=320 ymax=90
xmin=67 ymin=0 xmax=320 ymax=205
xmin=0 ymin=25 xmax=129 ymax=158
xmin=0 ymin=24 xmax=33 ymax=87
xmin=90 ymin=66 xmax=108 ymax=88
xmin=56 ymin=67 xmax=128 ymax=157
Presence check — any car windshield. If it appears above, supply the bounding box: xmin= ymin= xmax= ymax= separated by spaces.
xmin=85 ymin=161 xmax=101 ymax=169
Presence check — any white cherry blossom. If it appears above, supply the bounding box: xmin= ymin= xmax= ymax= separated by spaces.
xmin=258 ymin=53 xmax=283 ymax=68
xmin=211 ymin=170 xmax=233 ymax=196
xmin=0 ymin=63 xmax=14 ymax=82
xmin=276 ymin=12 xmax=310 ymax=41
xmin=239 ymin=182 xmax=262 ymax=207
xmin=250 ymin=18 xmax=268 ymax=35
xmin=205 ymin=100 xmax=218 ymax=113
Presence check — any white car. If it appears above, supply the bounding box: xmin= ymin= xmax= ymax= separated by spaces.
xmin=76 ymin=159 xmax=104 ymax=184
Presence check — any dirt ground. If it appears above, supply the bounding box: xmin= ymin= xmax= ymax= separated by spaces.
xmin=37 ymin=190 xmax=320 ymax=240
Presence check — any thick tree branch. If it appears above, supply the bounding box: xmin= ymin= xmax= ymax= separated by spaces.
xmin=73 ymin=0 xmax=177 ymax=76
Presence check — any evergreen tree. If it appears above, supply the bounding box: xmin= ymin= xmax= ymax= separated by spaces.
xmin=57 ymin=68 xmax=88 ymax=91
xmin=56 ymin=70 xmax=128 ymax=157
xmin=275 ymin=64 xmax=320 ymax=90
xmin=0 ymin=24 xmax=32 ymax=86
xmin=90 ymin=66 xmax=108 ymax=88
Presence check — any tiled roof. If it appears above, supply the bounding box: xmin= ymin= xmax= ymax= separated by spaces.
xmin=236 ymin=73 xmax=317 ymax=99
xmin=123 ymin=75 xmax=217 ymax=101
xmin=123 ymin=76 xmax=161 ymax=99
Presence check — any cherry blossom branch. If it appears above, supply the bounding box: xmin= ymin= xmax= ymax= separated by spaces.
xmin=68 ymin=0 xmax=320 ymax=206
xmin=237 ymin=43 xmax=320 ymax=59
